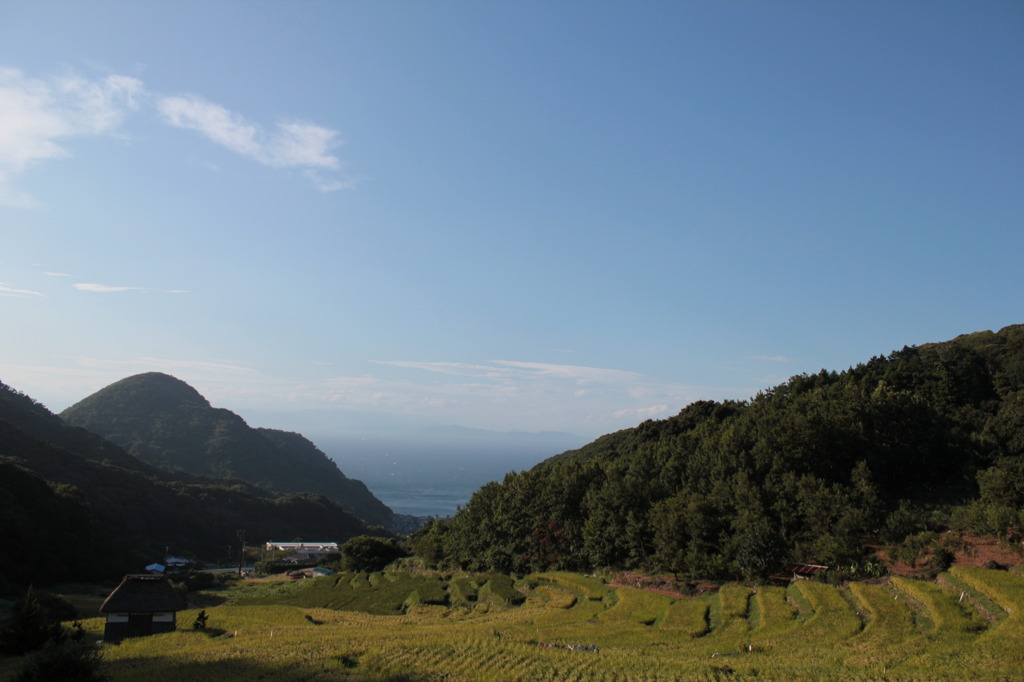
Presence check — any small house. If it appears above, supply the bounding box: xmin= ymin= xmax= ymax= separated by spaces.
xmin=99 ymin=574 xmax=185 ymax=643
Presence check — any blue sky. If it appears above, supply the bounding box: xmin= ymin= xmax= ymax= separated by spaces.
xmin=2 ymin=1 xmax=1021 ymax=442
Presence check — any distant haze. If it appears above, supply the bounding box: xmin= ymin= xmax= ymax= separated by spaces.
xmin=173 ymin=406 xmax=585 ymax=517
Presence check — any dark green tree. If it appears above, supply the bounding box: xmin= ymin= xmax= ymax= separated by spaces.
xmin=340 ymin=536 xmax=407 ymax=572
xmin=0 ymin=587 xmax=65 ymax=655
xmin=734 ymin=517 xmax=784 ymax=582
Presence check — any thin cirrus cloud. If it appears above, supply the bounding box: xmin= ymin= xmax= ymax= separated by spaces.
xmin=0 ymin=282 xmax=45 ymax=297
xmin=374 ymin=359 xmax=646 ymax=386
xmin=73 ymin=282 xmax=189 ymax=294
xmin=157 ymin=94 xmax=352 ymax=192
xmin=74 ymin=355 xmax=257 ymax=377
xmin=157 ymin=95 xmax=341 ymax=169
xmin=73 ymin=283 xmax=143 ymax=293
xmin=373 ymin=359 xmax=689 ymax=412
xmin=0 ymin=66 xmax=350 ymax=206
xmin=321 ymin=359 xmax=711 ymax=433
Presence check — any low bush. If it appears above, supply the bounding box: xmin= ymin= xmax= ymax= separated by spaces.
xmin=12 ymin=638 xmax=105 ymax=682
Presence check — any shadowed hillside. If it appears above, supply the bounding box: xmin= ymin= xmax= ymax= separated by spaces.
xmin=60 ymin=372 xmax=392 ymax=527
xmin=0 ymin=381 xmax=379 ymax=590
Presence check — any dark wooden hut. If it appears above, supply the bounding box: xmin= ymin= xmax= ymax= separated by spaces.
xmin=99 ymin=574 xmax=185 ymax=643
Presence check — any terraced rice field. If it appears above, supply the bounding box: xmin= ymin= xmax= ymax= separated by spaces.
xmin=42 ymin=568 xmax=1024 ymax=681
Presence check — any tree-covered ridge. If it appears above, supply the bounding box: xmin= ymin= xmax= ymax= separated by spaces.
xmin=60 ymin=372 xmax=392 ymax=527
xmin=415 ymin=325 xmax=1024 ymax=579
xmin=0 ymin=379 xmax=378 ymax=590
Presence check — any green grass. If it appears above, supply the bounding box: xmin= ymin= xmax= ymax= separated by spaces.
xmin=843 ymin=582 xmax=918 ymax=670
xmin=718 ymin=584 xmax=752 ymax=619
xmin=750 ymin=586 xmax=797 ymax=636
xmin=449 ymin=576 xmax=479 ymax=606
xmin=791 ymin=581 xmax=863 ymax=645
xmin=7 ymin=570 xmax=1024 ymax=681
xmin=941 ymin=569 xmax=1007 ymax=626
xmin=478 ymin=574 xmax=524 ymax=606
xmin=598 ymin=586 xmax=672 ymax=627
xmin=533 ymin=572 xmax=611 ymax=601
xmin=660 ymin=597 xmax=709 ymax=637
xmin=230 ymin=571 xmax=449 ymax=614
xmin=948 ymin=566 xmax=1024 ymax=671
xmin=891 ymin=575 xmax=985 ymax=640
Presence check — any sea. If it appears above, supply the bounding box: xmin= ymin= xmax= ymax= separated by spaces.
xmin=314 ymin=430 xmax=583 ymax=519
xmin=361 ymin=481 xmax=478 ymax=519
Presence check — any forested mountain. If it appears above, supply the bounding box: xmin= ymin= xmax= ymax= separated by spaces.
xmin=414 ymin=325 xmax=1024 ymax=580
xmin=60 ymin=372 xmax=392 ymax=527
xmin=0 ymin=381 xmax=377 ymax=591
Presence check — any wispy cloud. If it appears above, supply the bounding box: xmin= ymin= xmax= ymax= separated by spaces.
xmin=0 ymin=66 xmax=351 ymax=205
xmin=613 ymin=404 xmax=670 ymax=420
xmin=0 ymin=67 xmax=142 ymax=207
xmin=72 ymin=282 xmax=189 ymax=294
xmin=493 ymin=360 xmax=644 ymax=384
xmin=747 ymin=355 xmax=794 ymax=363
xmin=362 ymin=358 xmax=747 ymax=434
xmin=43 ymin=272 xmax=72 ymax=277
xmin=54 ymin=73 xmax=143 ymax=134
xmin=156 ymin=94 xmax=347 ymax=184
xmin=373 ymin=359 xmax=643 ymax=386
xmin=0 ymin=282 xmax=45 ymax=297
xmin=74 ymin=356 xmax=257 ymax=376
xmin=73 ymin=283 xmax=143 ymax=293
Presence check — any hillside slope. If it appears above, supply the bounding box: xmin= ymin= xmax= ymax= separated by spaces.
xmin=416 ymin=324 xmax=1024 ymax=578
xmin=60 ymin=372 xmax=392 ymax=527
xmin=0 ymin=380 xmax=377 ymax=588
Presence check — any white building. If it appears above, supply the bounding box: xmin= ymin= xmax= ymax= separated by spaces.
xmin=264 ymin=541 xmax=339 ymax=561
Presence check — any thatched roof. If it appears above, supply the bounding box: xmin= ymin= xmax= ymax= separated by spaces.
xmin=100 ymin=574 xmax=185 ymax=613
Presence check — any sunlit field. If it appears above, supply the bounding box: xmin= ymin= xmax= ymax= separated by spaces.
xmin=35 ymin=568 xmax=1024 ymax=681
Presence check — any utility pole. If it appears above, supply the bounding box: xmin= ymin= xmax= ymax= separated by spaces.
xmin=237 ymin=529 xmax=247 ymax=576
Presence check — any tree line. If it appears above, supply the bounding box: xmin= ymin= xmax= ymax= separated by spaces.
xmin=412 ymin=326 xmax=1024 ymax=580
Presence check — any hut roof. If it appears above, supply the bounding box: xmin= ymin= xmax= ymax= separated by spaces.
xmin=786 ymin=563 xmax=830 ymax=576
xmin=100 ymin=574 xmax=185 ymax=613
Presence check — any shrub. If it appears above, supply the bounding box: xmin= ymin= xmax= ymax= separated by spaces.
xmin=341 ymin=536 xmax=408 ymax=572
xmin=12 ymin=638 xmax=105 ymax=682
xmin=0 ymin=587 xmax=65 ymax=655
xmin=931 ymin=548 xmax=955 ymax=573
xmin=34 ymin=593 xmax=78 ymax=623
xmin=181 ymin=571 xmax=216 ymax=591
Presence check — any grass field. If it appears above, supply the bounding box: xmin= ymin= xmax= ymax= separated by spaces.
xmin=4 ymin=568 xmax=1024 ymax=681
